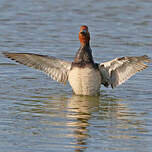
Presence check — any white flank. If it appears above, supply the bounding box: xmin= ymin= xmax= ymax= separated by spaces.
xmin=68 ymin=67 xmax=101 ymax=96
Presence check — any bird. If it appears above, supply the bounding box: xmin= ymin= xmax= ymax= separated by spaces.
xmin=3 ymin=25 xmax=151 ymax=96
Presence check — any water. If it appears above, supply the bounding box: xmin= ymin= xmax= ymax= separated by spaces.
xmin=0 ymin=0 xmax=152 ymax=151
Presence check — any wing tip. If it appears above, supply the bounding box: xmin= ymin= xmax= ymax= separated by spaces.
xmin=142 ymin=55 xmax=151 ymax=63
xmin=2 ymin=52 xmax=18 ymax=62
xmin=2 ymin=52 xmax=15 ymax=59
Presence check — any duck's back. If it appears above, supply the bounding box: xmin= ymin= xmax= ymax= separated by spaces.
xmin=68 ymin=65 xmax=101 ymax=96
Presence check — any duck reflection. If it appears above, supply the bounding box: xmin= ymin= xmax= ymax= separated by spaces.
xmin=66 ymin=95 xmax=100 ymax=151
xmin=14 ymin=93 xmax=147 ymax=152
xmin=66 ymin=94 xmax=122 ymax=151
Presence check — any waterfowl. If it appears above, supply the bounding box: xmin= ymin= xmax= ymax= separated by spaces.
xmin=3 ymin=25 xmax=151 ymax=96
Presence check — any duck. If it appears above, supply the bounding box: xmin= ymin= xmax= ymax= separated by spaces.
xmin=3 ymin=25 xmax=151 ymax=96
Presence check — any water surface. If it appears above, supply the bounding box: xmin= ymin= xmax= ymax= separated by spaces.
xmin=0 ymin=0 xmax=152 ymax=152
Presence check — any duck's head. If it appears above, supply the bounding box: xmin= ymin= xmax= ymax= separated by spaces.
xmin=79 ymin=25 xmax=90 ymax=45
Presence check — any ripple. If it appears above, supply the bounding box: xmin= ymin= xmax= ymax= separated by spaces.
xmin=0 ymin=0 xmax=152 ymax=151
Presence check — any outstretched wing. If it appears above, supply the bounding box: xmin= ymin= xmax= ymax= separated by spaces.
xmin=99 ymin=55 xmax=151 ymax=88
xmin=3 ymin=52 xmax=72 ymax=84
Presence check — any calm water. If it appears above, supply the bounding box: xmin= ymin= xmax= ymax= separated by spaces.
xmin=0 ymin=0 xmax=152 ymax=152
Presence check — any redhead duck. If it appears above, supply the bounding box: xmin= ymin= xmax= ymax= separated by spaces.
xmin=3 ymin=25 xmax=151 ymax=96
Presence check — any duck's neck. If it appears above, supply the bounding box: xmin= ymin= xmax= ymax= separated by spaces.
xmin=74 ymin=43 xmax=94 ymax=64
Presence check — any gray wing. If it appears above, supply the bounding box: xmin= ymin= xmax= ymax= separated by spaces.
xmin=99 ymin=55 xmax=151 ymax=88
xmin=3 ymin=52 xmax=72 ymax=84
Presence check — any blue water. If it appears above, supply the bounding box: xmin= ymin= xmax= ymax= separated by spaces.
xmin=0 ymin=0 xmax=152 ymax=152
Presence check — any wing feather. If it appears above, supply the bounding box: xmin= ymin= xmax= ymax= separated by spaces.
xmin=99 ymin=55 xmax=151 ymax=88
xmin=3 ymin=52 xmax=72 ymax=84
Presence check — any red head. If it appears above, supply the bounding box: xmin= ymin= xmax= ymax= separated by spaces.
xmin=79 ymin=25 xmax=90 ymax=45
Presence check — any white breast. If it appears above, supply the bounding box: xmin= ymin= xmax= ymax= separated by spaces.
xmin=68 ymin=67 xmax=101 ymax=96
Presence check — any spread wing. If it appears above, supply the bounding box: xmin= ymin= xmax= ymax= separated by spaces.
xmin=3 ymin=52 xmax=72 ymax=84
xmin=99 ymin=55 xmax=151 ymax=88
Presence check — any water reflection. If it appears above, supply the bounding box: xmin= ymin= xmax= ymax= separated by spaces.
xmin=13 ymin=93 xmax=148 ymax=152
xmin=66 ymin=95 xmax=148 ymax=152
xmin=14 ymin=94 xmax=121 ymax=150
xmin=67 ymin=95 xmax=100 ymax=151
